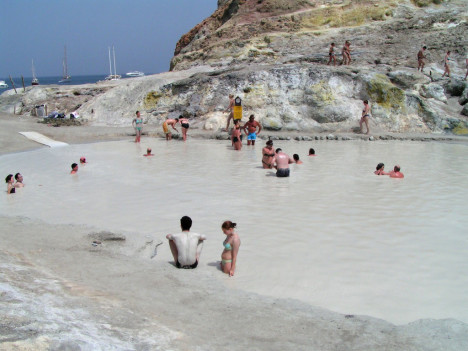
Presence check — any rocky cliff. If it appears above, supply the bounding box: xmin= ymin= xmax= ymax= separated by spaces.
xmin=1 ymin=0 xmax=468 ymax=135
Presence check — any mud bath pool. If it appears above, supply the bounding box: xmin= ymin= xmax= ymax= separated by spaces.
xmin=1 ymin=138 xmax=467 ymax=325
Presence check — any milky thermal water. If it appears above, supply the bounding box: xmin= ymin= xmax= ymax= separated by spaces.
xmin=1 ymin=138 xmax=467 ymax=324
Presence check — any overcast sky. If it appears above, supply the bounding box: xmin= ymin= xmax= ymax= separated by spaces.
xmin=0 ymin=0 xmax=217 ymax=78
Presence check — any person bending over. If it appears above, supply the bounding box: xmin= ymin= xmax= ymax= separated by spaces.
xmin=166 ymin=216 xmax=206 ymax=269
xmin=273 ymin=148 xmax=294 ymax=177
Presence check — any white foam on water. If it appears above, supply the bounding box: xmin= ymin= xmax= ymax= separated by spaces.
xmin=1 ymin=138 xmax=468 ymax=325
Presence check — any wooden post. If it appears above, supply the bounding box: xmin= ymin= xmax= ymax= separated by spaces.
xmin=9 ymin=75 xmax=17 ymax=94
xmin=21 ymin=76 xmax=25 ymax=92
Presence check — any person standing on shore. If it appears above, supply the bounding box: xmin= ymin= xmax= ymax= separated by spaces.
xmin=179 ymin=115 xmax=190 ymax=142
xmin=442 ymin=51 xmax=451 ymax=78
xmin=14 ymin=173 xmax=24 ymax=188
xmin=360 ymin=100 xmax=371 ymax=135
xmin=327 ymin=42 xmax=336 ymax=66
xmin=231 ymin=120 xmax=242 ymax=150
xmin=417 ymin=46 xmax=427 ymax=72
xmin=262 ymin=140 xmax=275 ymax=169
xmin=220 ymin=220 xmax=241 ymax=277
xmin=132 ymin=111 xmax=143 ymax=143
xmin=273 ymin=148 xmax=294 ymax=177
xmin=224 ymin=94 xmax=235 ymax=131
xmin=5 ymin=174 xmax=15 ymax=194
xmin=166 ymin=216 xmax=206 ymax=269
xmin=242 ymin=114 xmax=262 ymax=146
xmin=162 ymin=118 xmax=179 ymax=141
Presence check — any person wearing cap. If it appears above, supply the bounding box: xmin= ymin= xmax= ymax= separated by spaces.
xmin=143 ymin=148 xmax=154 ymax=157
xmin=389 ymin=165 xmax=404 ymax=178
xmin=272 ymin=148 xmax=294 ymax=177
xmin=262 ymin=140 xmax=275 ymax=169
xmin=80 ymin=157 xmax=87 ymax=164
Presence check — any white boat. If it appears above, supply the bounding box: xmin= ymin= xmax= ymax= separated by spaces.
xmin=0 ymin=81 xmax=8 ymax=89
xmin=59 ymin=45 xmax=71 ymax=83
xmin=126 ymin=71 xmax=144 ymax=77
xmin=105 ymin=46 xmax=121 ymax=81
xmin=31 ymin=59 xmax=39 ymax=85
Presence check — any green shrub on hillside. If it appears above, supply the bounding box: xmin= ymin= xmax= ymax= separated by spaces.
xmin=411 ymin=0 xmax=443 ymax=7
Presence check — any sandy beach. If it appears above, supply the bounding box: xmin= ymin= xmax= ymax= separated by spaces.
xmin=1 ymin=112 xmax=468 ymax=350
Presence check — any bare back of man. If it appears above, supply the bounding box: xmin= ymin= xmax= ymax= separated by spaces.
xmin=273 ymin=149 xmax=294 ymax=177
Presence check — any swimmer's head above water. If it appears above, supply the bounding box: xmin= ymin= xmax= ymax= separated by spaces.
xmin=308 ymin=148 xmax=315 ymax=155
xmin=394 ymin=165 xmax=401 ymax=172
xmin=376 ymin=163 xmax=384 ymax=171
xmin=80 ymin=157 xmax=86 ymax=164
xmin=293 ymin=154 xmax=300 ymax=161
xmin=5 ymin=174 xmax=13 ymax=183
xmin=71 ymin=163 xmax=78 ymax=173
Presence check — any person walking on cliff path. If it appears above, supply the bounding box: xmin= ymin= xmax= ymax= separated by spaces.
xmin=224 ymin=94 xmax=235 ymax=131
xmin=342 ymin=41 xmax=352 ymax=65
xmin=442 ymin=50 xmax=451 ymax=78
xmin=327 ymin=42 xmax=336 ymax=66
xmin=417 ymin=46 xmax=427 ymax=72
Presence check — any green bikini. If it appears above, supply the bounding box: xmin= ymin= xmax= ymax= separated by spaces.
xmin=222 ymin=242 xmax=232 ymax=264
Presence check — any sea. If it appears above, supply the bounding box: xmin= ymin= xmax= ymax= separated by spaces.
xmin=0 ymin=74 xmax=148 ymax=88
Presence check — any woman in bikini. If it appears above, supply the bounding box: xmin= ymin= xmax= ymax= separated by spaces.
xmin=374 ymin=163 xmax=389 ymax=175
xmin=262 ymin=140 xmax=275 ymax=168
xmin=132 ymin=111 xmax=143 ymax=143
xmin=5 ymin=174 xmax=15 ymax=194
xmin=179 ymin=115 xmax=190 ymax=142
xmin=360 ymin=100 xmax=371 ymax=135
xmin=220 ymin=220 xmax=241 ymax=277
xmin=327 ymin=42 xmax=336 ymax=66
xmin=442 ymin=51 xmax=451 ymax=78
xmin=231 ymin=120 xmax=242 ymax=150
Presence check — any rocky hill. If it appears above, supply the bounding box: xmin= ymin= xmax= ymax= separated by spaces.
xmin=1 ymin=0 xmax=468 ymax=135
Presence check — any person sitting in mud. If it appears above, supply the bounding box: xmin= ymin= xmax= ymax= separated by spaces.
xmin=144 ymin=148 xmax=154 ymax=157
xmin=14 ymin=173 xmax=25 ymax=188
xmin=273 ymin=148 xmax=294 ymax=177
xmin=162 ymin=118 xmax=179 ymax=141
xmin=262 ymin=140 xmax=275 ymax=169
xmin=389 ymin=165 xmax=404 ymax=178
xmin=327 ymin=42 xmax=336 ymax=66
xmin=70 ymin=163 xmax=78 ymax=174
xmin=293 ymin=154 xmax=303 ymax=164
xmin=166 ymin=216 xmax=206 ymax=269
xmin=242 ymin=114 xmax=262 ymax=146
xmin=308 ymin=148 xmax=316 ymax=156
xmin=417 ymin=46 xmax=427 ymax=72
xmin=5 ymin=174 xmax=15 ymax=194
xmin=374 ymin=163 xmax=389 ymax=175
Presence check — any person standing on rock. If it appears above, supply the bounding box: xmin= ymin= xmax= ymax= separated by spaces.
xmin=242 ymin=114 xmax=262 ymax=145
xmin=162 ymin=118 xmax=179 ymax=141
xmin=442 ymin=51 xmax=451 ymax=78
xmin=360 ymin=100 xmax=371 ymax=135
xmin=273 ymin=148 xmax=294 ymax=177
xmin=327 ymin=42 xmax=336 ymax=66
xmin=132 ymin=111 xmax=143 ymax=143
xmin=224 ymin=94 xmax=235 ymax=131
xmin=417 ymin=46 xmax=427 ymax=72
xmin=342 ymin=41 xmax=351 ymax=65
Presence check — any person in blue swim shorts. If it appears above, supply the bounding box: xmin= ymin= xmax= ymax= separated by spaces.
xmin=242 ymin=114 xmax=262 ymax=146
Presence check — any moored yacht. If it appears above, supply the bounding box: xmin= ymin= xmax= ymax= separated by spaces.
xmin=0 ymin=81 xmax=8 ymax=89
xmin=126 ymin=71 xmax=144 ymax=77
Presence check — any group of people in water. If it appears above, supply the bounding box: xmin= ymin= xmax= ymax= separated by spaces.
xmin=5 ymin=173 xmax=24 ymax=194
xmin=70 ymin=157 xmax=87 ymax=174
xmin=374 ymin=163 xmax=404 ymax=178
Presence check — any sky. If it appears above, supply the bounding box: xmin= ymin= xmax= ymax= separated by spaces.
xmin=0 ymin=0 xmax=218 ymax=78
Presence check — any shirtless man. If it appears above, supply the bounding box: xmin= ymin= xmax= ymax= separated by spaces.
xmin=389 ymin=165 xmax=404 ymax=178
xmin=70 ymin=163 xmax=78 ymax=174
xmin=166 ymin=216 xmax=206 ymax=269
xmin=143 ymin=148 xmax=154 ymax=157
xmin=342 ymin=41 xmax=351 ymax=65
xmin=242 ymin=114 xmax=262 ymax=145
xmin=162 ymin=118 xmax=179 ymax=141
xmin=327 ymin=42 xmax=336 ymax=66
xmin=14 ymin=173 xmax=24 ymax=188
xmin=273 ymin=148 xmax=294 ymax=177
xmin=417 ymin=46 xmax=427 ymax=72
xmin=442 ymin=51 xmax=451 ymax=78
xmin=224 ymin=94 xmax=235 ymax=131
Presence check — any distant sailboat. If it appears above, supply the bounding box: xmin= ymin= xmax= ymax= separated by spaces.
xmin=59 ymin=45 xmax=71 ymax=83
xmin=31 ymin=59 xmax=39 ymax=85
xmin=105 ymin=46 xmax=121 ymax=81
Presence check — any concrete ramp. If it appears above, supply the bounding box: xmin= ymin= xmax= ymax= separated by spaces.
xmin=19 ymin=132 xmax=69 ymax=148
